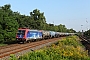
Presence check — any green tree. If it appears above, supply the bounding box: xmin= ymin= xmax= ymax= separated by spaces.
xmin=0 ymin=4 xmax=77 ymax=43
xmin=67 ymin=29 xmax=76 ymax=33
xmin=30 ymin=9 xmax=46 ymax=30
xmin=0 ymin=4 xmax=19 ymax=42
xmin=58 ymin=24 xmax=67 ymax=32
xmin=84 ymin=29 xmax=90 ymax=37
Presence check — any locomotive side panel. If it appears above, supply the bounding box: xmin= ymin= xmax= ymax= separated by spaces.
xmin=26 ymin=30 xmax=43 ymax=41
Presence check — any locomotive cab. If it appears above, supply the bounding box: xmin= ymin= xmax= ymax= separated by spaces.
xmin=16 ymin=29 xmax=26 ymax=42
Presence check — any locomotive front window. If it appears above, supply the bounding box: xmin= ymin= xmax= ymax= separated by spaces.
xmin=17 ymin=30 xmax=25 ymax=35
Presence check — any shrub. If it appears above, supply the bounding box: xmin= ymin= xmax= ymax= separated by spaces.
xmin=10 ymin=36 xmax=90 ymax=60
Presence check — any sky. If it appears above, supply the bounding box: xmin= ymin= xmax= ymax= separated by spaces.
xmin=0 ymin=0 xmax=90 ymax=32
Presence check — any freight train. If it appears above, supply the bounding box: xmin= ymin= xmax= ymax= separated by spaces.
xmin=16 ymin=28 xmax=76 ymax=43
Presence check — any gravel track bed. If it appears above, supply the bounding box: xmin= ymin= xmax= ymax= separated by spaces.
xmin=0 ymin=44 xmax=20 ymax=49
xmin=0 ymin=37 xmax=63 ymax=60
xmin=79 ymin=36 xmax=90 ymax=55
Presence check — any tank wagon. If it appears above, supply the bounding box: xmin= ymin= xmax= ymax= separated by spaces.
xmin=49 ymin=31 xmax=55 ymax=38
xmin=16 ymin=28 xmax=76 ymax=43
xmin=39 ymin=30 xmax=50 ymax=39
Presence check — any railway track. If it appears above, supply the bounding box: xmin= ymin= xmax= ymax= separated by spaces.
xmin=0 ymin=44 xmax=20 ymax=49
xmin=79 ymin=35 xmax=90 ymax=55
xmin=79 ymin=36 xmax=90 ymax=43
xmin=0 ymin=37 xmax=63 ymax=59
